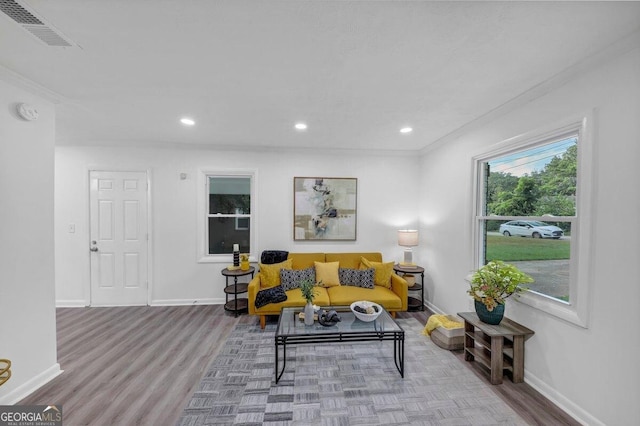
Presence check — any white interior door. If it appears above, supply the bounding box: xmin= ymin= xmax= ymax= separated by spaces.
xmin=89 ymin=171 xmax=149 ymax=306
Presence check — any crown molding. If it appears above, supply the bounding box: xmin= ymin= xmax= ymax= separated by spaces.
xmin=0 ymin=64 xmax=67 ymax=104
xmin=419 ymin=28 xmax=640 ymax=156
xmin=56 ymin=138 xmax=419 ymax=158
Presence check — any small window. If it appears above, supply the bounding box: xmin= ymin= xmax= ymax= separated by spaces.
xmin=197 ymin=170 xmax=255 ymax=262
xmin=207 ymin=176 xmax=251 ymax=255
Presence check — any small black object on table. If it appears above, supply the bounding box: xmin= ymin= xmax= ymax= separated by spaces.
xmin=317 ymin=309 xmax=341 ymax=326
xmin=221 ymin=267 xmax=255 ymax=316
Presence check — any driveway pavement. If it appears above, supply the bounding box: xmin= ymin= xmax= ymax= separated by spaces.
xmin=510 ymin=259 xmax=570 ymax=300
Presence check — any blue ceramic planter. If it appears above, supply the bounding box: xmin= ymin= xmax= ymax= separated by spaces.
xmin=475 ymin=300 xmax=505 ymax=325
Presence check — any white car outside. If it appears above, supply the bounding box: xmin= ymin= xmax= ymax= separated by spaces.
xmin=499 ymin=220 xmax=563 ymax=239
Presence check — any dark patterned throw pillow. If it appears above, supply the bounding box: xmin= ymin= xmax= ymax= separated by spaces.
xmin=280 ymin=267 xmax=316 ymax=291
xmin=339 ymin=267 xmax=375 ymax=288
xmin=255 ymin=285 xmax=287 ymax=308
xmin=260 ymin=250 xmax=289 ymax=265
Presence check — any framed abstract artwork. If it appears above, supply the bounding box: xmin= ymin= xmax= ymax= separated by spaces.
xmin=293 ymin=177 xmax=357 ymax=241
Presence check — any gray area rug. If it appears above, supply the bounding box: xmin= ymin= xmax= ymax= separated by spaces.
xmin=177 ymin=318 xmax=526 ymax=425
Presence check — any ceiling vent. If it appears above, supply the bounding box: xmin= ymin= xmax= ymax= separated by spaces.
xmin=0 ymin=0 xmax=77 ymax=47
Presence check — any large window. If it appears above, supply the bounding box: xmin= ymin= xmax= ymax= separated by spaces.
xmin=473 ymin=116 xmax=593 ymax=327
xmin=485 ymin=137 xmax=576 ymax=302
xmin=198 ymin=170 xmax=255 ymax=262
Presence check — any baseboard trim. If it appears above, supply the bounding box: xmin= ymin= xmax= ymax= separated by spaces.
xmin=524 ymin=371 xmax=602 ymax=426
xmin=56 ymin=299 xmax=227 ymax=307
xmin=56 ymin=300 xmax=87 ymax=308
xmin=151 ymin=298 xmax=225 ymax=306
xmin=0 ymin=364 xmax=63 ymax=405
xmin=423 ymin=300 xmax=445 ymax=315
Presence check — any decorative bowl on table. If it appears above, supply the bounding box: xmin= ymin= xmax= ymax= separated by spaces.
xmin=350 ymin=301 xmax=383 ymax=322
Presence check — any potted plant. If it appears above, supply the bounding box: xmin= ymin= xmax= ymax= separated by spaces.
xmin=240 ymin=253 xmax=250 ymax=270
xmin=299 ymin=278 xmax=318 ymax=326
xmin=468 ymin=260 xmax=533 ymax=324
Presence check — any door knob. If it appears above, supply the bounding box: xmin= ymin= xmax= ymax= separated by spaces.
xmin=90 ymin=247 xmax=98 ymax=252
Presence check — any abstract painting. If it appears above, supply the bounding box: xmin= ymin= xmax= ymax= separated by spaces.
xmin=293 ymin=177 xmax=357 ymax=241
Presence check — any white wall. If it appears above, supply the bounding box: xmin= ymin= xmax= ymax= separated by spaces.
xmin=55 ymin=147 xmax=421 ymax=306
xmin=419 ymin=47 xmax=640 ymax=425
xmin=0 ymin=81 xmax=60 ymax=403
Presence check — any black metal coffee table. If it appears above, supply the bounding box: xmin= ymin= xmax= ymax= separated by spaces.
xmin=274 ymin=307 xmax=405 ymax=383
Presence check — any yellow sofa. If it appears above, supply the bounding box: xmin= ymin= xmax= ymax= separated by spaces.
xmin=248 ymin=252 xmax=408 ymax=328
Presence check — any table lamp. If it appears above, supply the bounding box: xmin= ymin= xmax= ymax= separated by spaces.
xmin=398 ymin=230 xmax=418 ymax=265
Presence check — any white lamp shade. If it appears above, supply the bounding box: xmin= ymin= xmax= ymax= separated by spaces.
xmin=398 ymin=230 xmax=418 ymax=247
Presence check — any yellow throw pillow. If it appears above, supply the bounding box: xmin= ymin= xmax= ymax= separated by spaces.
xmin=259 ymin=259 xmax=293 ymax=289
xmin=360 ymin=257 xmax=393 ymax=288
xmin=314 ymin=261 xmax=341 ymax=287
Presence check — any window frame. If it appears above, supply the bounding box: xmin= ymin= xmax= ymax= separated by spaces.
xmin=471 ymin=114 xmax=594 ymax=327
xmin=197 ymin=169 xmax=257 ymax=263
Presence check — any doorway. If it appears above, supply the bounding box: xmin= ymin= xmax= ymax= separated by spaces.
xmin=89 ymin=170 xmax=149 ymax=306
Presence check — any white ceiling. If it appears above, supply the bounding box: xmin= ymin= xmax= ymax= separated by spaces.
xmin=1 ymin=1 xmax=639 ymax=152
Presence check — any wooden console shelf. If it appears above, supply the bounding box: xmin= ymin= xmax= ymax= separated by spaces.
xmin=457 ymin=312 xmax=534 ymax=384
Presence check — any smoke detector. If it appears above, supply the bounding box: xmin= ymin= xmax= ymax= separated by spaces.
xmin=16 ymin=103 xmax=39 ymax=121
xmin=0 ymin=0 xmax=77 ymax=47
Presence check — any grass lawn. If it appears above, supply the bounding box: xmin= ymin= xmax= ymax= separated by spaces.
xmin=486 ymin=234 xmax=570 ymax=261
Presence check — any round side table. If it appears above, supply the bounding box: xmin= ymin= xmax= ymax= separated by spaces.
xmin=394 ymin=264 xmax=425 ymax=311
xmin=221 ymin=266 xmax=255 ymax=316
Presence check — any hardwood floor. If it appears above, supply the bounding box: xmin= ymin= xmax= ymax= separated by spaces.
xmin=20 ymin=305 xmax=246 ymax=425
xmin=396 ymin=311 xmax=580 ymax=426
xmin=20 ymin=306 xmax=579 ymax=425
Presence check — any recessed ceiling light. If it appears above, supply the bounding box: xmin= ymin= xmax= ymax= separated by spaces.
xmin=294 ymin=122 xmax=308 ymax=131
xmin=180 ymin=117 xmax=195 ymax=126
xmin=400 ymin=127 xmax=413 ymax=134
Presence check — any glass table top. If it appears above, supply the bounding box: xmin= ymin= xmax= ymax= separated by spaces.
xmin=276 ymin=306 xmax=404 ymax=337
